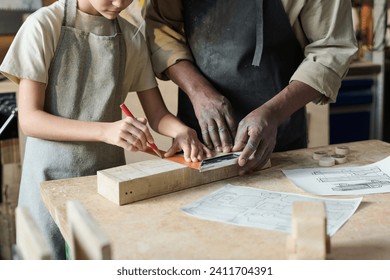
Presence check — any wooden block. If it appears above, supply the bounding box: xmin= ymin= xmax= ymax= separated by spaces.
xmin=97 ymin=157 xmax=271 ymax=205
xmin=67 ymin=200 xmax=111 ymax=260
xmin=286 ymin=201 xmax=330 ymax=260
xmin=15 ymin=207 xmax=53 ymax=260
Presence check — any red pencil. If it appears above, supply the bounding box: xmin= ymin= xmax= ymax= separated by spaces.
xmin=120 ymin=103 xmax=163 ymax=158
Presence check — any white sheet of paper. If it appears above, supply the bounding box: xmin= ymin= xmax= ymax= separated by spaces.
xmin=282 ymin=155 xmax=390 ymax=196
xmin=181 ymin=184 xmax=362 ymax=236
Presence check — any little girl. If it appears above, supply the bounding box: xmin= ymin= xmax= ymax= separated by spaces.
xmin=0 ymin=0 xmax=209 ymax=259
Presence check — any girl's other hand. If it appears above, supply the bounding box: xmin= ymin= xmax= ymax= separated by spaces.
xmin=164 ymin=127 xmax=212 ymax=162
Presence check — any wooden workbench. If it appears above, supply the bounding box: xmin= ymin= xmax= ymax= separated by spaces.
xmin=40 ymin=140 xmax=390 ymax=259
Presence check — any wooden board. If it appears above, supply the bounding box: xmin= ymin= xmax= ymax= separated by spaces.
xmin=0 ymin=203 xmax=13 ymax=259
xmin=66 ymin=200 xmax=111 ymax=260
xmin=286 ymin=201 xmax=328 ymax=260
xmin=2 ymin=163 xmax=21 ymax=203
xmin=0 ymin=138 xmax=21 ymax=259
xmin=0 ymin=138 xmax=20 ymax=164
xmin=15 ymin=207 xmax=53 ymax=260
xmin=97 ymin=154 xmax=270 ymax=205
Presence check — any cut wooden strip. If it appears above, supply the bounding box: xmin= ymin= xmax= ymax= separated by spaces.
xmin=66 ymin=200 xmax=111 ymax=260
xmin=15 ymin=207 xmax=53 ymax=260
xmin=97 ymin=156 xmax=271 ymax=205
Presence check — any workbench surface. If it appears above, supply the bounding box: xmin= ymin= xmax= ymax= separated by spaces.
xmin=41 ymin=140 xmax=390 ymax=259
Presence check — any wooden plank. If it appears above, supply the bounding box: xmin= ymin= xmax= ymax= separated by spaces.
xmin=0 ymin=138 xmax=20 ymax=164
xmin=66 ymin=200 xmax=111 ymax=260
xmin=0 ymin=162 xmax=20 ymax=259
xmin=286 ymin=201 xmax=329 ymax=260
xmin=15 ymin=207 xmax=53 ymax=260
xmin=0 ymin=203 xmax=12 ymax=260
xmin=2 ymin=163 xmax=21 ymax=203
xmin=97 ymin=156 xmax=271 ymax=205
xmin=7 ymin=201 xmax=17 ymax=250
xmin=0 ymin=202 xmax=18 ymax=260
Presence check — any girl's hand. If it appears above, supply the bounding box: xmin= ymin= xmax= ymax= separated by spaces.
xmin=164 ymin=127 xmax=212 ymax=162
xmin=104 ymin=117 xmax=156 ymax=152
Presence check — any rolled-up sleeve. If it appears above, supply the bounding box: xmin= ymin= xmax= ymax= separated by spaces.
xmin=143 ymin=0 xmax=193 ymax=80
xmin=289 ymin=0 xmax=358 ymax=104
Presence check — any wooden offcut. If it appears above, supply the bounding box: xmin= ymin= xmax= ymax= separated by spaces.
xmin=0 ymin=138 xmax=21 ymax=260
xmin=15 ymin=207 xmax=53 ymax=260
xmin=97 ymin=156 xmax=271 ymax=205
xmin=286 ymin=201 xmax=330 ymax=260
xmin=66 ymin=200 xmax=111 ymax=260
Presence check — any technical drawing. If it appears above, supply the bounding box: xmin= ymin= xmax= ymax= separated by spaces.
xmin=331 ymin=180 xmax=390 ymax=191
xmin=310 ymin=166 xmax=390 ymax=192
xmin=181 ymin=185 xmax=362 ymax=236
xmin=282 ymin=156 xmax=390 ymax=195
xmin=313 ymin=167 xmax=390 ymax=183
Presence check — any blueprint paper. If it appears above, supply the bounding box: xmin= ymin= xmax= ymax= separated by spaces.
xmin=282 ymin=156 xmax=390 ymax=196
xmin=181 ymin=184 xmax=362 ymax=236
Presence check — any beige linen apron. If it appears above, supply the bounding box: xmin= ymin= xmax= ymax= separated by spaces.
xmin=18 ymin=0 xmax=127 ymax=259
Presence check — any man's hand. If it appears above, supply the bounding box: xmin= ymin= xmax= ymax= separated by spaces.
xmin=166 ymin=60 xmax=237 ymax=152
xmin=232 ymin=106 xmax=277 ymax=175
xmin=231 ymin=81 xmax=323 ymax=175
xmin=191 ymin=88 xmax=236 ymax=153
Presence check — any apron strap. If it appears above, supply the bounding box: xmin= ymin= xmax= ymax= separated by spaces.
xmin=252 ymin=0 xmax=264 ymax=66
xmin=113 ymin=18 xmax=122 ymax=35
xmin=63 ymin=0 xmax=77 ymax=27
